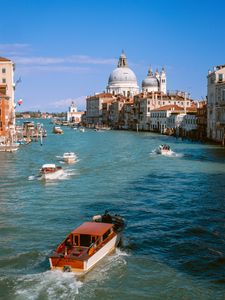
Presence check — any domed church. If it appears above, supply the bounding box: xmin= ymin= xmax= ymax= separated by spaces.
xmin=142 ymin=67 xmax=166 ymax=94
xmin=106 ymin=51 xmax=139 ymax=97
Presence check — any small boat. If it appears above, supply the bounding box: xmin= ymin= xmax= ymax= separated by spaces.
xmin=40 ymin=163 xmax=64 ymax=180
xmin=49 ymin=211 xmax=125 ymax=274
xmin=53 ymin=126 xmax=63 ymax=134
xmin=156 ymin=144 xmax=172 ymax=155
xmin=0 ymin=143 xmax=19 ymax=152
xmin=63 ymin=152 xmax=76 ymax=164
xmin=79 ymin=127 xmax=85 ymax=132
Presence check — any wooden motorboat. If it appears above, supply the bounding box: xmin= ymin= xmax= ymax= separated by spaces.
xmin=49 ymin=212 xmax=125 ymax=274
xmin=53 ymin=126 xmax=63 ymax=134
xmin=63 ymin=152 xmax=76 ymax=164
xmin=40 ymin=163 xmax=64 ymax=180
xmin=156 ymin=144 xmax=172 ymax=155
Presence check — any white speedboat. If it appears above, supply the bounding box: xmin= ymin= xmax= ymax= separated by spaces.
xmin=63 ymin=152 xmax=76 ymax=164
xmin=156 ymin=144 xmax=172 ymax=155
xmin=49 ymin=211 xmax=125 ymax=275
xmin=40 ymin=164 xmax=64 ymax=180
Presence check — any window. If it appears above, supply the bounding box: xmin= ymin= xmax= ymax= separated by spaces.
xmin=2 ymin=78 xmax=6 ymax=83
xmin=2 ymin=68 xmax=6 ymax=73
xmin=219 ymin=74 xmax=223 ymax=82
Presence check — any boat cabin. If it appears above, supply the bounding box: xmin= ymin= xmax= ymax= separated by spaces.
xmin=56 ymin=222 xmax=114 ymax=258
xmin=41 ymin=164 xmax=58 ymax=173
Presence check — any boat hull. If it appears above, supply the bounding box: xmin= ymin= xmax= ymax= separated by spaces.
xmin=40 ymin=169 xmax=64 ymax=180
xmin=63 ymin=157 xmax=76 ymax=164
xmin=49 ymin=233 xmax=121 ymax=275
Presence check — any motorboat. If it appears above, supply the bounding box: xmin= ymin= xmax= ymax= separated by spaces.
xmin=79 ymin=127 xmax=85 ymax=132
xmin=53 ymin=126 xmax=63 ymax=134
xmin=49 ymin=211 xmax=125 ymax=274
xmin=156 ymin=144 xmax=172 ymax=155
xmin=40 ymin=163 xmax=64 ymax=180
xmin=0 ymin=143 xmax=19 ymax=152
xmin=63 ymin=152 xmax=76 ymax=164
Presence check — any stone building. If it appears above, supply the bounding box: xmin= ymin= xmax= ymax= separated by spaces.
xmin=86 ymin=93 xmax=114 ymax=126
xmin=0 ymin=57 xmax=16 ymax=142
xmin=66 ymin=101 xmax=84 ymax=123
xmin=196 ymin=100 xmax=207 ymax=141
xmin=207 ymin=64 xmax=225 ymax=143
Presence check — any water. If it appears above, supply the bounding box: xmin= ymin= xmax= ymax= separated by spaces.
xmin=1 ymin=120 xmax=225 ymax=299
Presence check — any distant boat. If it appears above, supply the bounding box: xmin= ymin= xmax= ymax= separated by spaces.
xmin=40 ymin=163 xmax=64 ymax=180
xmin=156 ymin=144 xmax=172 ymax=155
xmin=53 ymin=126 xmax=63 ymax=134
xmin=49 ymin=211 xmax=125 ymax=275
xmin=0 ymin=143 xmax=19 ymax=152
xmin=79 ymin=127 xmax=85 ymax=132
xmin=63 ymin=152 xmax=76 ymax=164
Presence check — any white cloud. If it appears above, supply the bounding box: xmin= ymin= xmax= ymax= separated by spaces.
xmin=12 ymin=55 xmax=116 ymax=66
xmin=17 ymin=65 xmax=91 ymax=74
xmin=50 ymin=96 xmax=86 ymax=110
xmin=0 ymin=43 xmax=31 ymax=56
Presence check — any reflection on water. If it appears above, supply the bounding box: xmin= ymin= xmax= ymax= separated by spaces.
xmin=1 ymin=121 xmax=225 ymax=299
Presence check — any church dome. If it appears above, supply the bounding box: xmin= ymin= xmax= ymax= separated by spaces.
xmin=142 ymin=76 xmax=159 ymax=87
xmin=108 ymin=67 xmax=137 ymax=85
xmin=142 ymin=68 xmax=159 ymax=88
xmin=106 ymin=51 xmax=139 ymax=96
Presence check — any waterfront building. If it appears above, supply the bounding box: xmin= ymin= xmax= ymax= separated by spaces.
xmin=150 ymin=104 xmax=197 ymax=136
xmin=86 ymin=93 xmax=114 ymax=126
xmin=134 ymin=91 xmax=195 ymax=131
xmin=106 ymin=51 xmax=139 ymax=97
xmin=108 ymin=96 xmax=126 ymax=128
xmin=196 ymin=100 xmax=207 ymax=141
xmin=66 ymin=101 xmax=84 ymax=123
xmin=150 ymin=105 xmax=183 ymax=133
xmin=0 ymin=57 xmax=16 ymax=142
xmin=0 ymin=89 xmax=10 ymax=139
xmin=122 ymin=101 xmax=134 ymax=129
xmin=207 ymin=65 xmax=225 ymax=143
xmin=142 ymin=67 xmax=166 ymax=94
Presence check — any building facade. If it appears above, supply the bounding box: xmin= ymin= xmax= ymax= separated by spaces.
xmin=0 ymin=57 xmax=15 ymax=142
xmin=207 ymin=65 xmax=225 ymax=143
xmin=86 ymin=93 xmax=114 ymax=126
xmin=66 ymin=101 xmax=84 ymax=123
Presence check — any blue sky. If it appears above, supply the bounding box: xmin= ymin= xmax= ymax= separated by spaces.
xmin=1 ymin=0 xmax=225 ymax=112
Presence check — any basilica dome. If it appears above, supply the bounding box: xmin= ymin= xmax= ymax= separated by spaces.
xmin=108 ymin=67 xmax=137 ymax=84
xmin=106 ymin=51 xmax=139 ymax=97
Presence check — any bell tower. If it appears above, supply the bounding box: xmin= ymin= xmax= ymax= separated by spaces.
xmin=159 ymin=67 xmax=167 ymax=94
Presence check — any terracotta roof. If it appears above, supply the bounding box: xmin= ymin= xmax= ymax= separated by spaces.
xmin=0 ymin=57 xmax=11 ymax=62
xmin=87 ymin=93 xmax=113 ymax=100
xmin=152 ymin=104 xmax=183 ymax=111
xmin=71 ymin=222 xmax=113 ymax=236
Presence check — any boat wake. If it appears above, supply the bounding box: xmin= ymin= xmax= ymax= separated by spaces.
xmin=14 ymin=270 xmax=83 ymax=300
xmin=151 ymin=149 xmax=183 ymax=158
xmin=81 ymin=248 xmax=129 ymax=282
xmin=28 ymin=169 xmax=76 ymax=182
